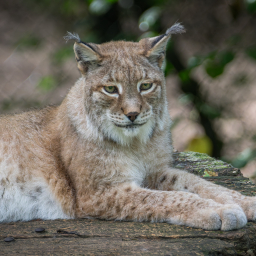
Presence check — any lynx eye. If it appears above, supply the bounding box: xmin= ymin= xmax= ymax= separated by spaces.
xmin=140 ymin=83 xmax=153 ymax=91
xmin=104 ymin=86 xmax=118 ymax=94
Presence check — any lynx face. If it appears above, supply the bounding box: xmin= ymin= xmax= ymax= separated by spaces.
xmin=97 ymin=81 xmax=159 ymax=141
xmin=65 ymin=27 xmax=184 ymax=145
xmin=85 ymin=49 xmax=165 ymax=145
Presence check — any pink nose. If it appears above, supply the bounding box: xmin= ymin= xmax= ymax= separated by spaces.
xmin=126 ymin=112 xmax=139 ymax=122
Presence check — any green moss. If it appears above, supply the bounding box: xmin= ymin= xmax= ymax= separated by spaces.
xmin=179 ymin=151 xmax=212 ymax=161
xmin=175 ymin=152 xmax=235 ymax=175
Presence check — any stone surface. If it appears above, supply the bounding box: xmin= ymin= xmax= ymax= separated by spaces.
xmin=1 ymin=151 xmax=256 ymax=255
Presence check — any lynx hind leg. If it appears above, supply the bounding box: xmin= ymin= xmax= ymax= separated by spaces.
xmin=78 ymin=183 xmax=247 ymax=231
xmin=199 ymin=183 xmax=256 ymax=222
xmin=155 ymin=168 xmax=256 ymax=223
xmin=213 ymin=189 xmax=256 ymax=222
xmin=0 ymin=178 xmax=70 ymax=222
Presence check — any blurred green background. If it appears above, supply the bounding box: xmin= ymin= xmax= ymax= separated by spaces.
xmin=0 ymin=0 xmax=256 ymax=176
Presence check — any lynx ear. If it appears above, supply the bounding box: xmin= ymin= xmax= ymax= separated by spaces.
xmin=140 ymin=23 xmax=185 ymax=69
xmin=64 ymin=32 xmax=101 ymax=74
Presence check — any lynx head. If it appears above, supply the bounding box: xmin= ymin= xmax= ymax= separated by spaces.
xmin=64 ymin=23 xmax=185 ymax=145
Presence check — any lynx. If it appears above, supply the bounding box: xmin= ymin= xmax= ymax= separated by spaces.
xmin=0 ymin=23 xmax=255 ymax=231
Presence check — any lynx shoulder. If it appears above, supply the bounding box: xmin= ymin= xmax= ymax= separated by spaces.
xmin=0 ymin=24 xmax=255 ymax=231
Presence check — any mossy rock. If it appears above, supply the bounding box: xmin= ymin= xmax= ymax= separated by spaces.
xmin=173 ymin=151 xmax=242 ymax=178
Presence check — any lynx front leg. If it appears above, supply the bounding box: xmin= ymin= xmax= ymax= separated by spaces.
xmin=152 ymin=168 xmax=256 ymax=221
xmin=76 ymin=183 xmax=246 ymax=231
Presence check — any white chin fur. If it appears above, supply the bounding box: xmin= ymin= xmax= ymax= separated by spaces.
xmin=102 ymin=119 xmax=155 ymax=146
xmin=122 ymin=126 xmax=141 ymax=137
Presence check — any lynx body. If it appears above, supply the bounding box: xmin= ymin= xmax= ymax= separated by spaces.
xmin=0 ymin=24 xmax=256 ymax=230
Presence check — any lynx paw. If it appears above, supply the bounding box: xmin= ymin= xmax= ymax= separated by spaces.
xmin=185 ymin=204 xmax=247 ymax=231
xmin=217 ymin=205 xmax=247 ymax=231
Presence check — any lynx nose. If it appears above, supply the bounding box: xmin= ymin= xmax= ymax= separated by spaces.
xmin=126 ymin=112 xmax=139 ymax=122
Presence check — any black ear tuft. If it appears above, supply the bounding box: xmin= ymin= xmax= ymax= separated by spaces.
xmin=151 ymin=34 xmax=166 ymax=48
xmin=64 ymin=32 xmax=102 ymax=75
xmin=140 ymin=23 xmax=185 ymax=70
xmin=149 ymin=23 xmax=186 ymax=53
xmin=165 ymin=23 xmax=186 ymax=36
xmin=64 ymin=32 xmax=81 ymax=43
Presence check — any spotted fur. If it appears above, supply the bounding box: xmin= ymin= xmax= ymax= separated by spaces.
xmin=0 ymin=24 xmax=255 ymax=230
